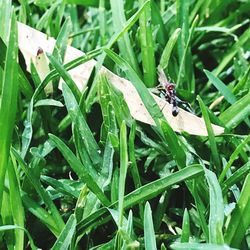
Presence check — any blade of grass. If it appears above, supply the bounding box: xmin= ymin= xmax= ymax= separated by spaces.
xmin=204 ymin=168 xmax=224 ymax=244
xmin=11 ymin=148 xmax=65 ymax=235
xmin=154 ymin=191 xmax=169 ymax=231
xmin=219 ymin=134 xmax=250 ymax=183
xmin=65 ymin=0 xmax=99 ymax=7
xmin=151 ymin=1 xmax=167 ymax=47
xmin=128 ymin=121 xmax=142 ymax=190
xmin=99 ymin=0 xmax=107 ymax=46
xmin=222 ymin=162 xmax=250 ymax=195
xmin=193 ymin=184 xmax=209 ymax=241
xmin=0 ymin=37 xmax=33 ymax=98
xmin=0 ymin=10 xmax=19 ymax=210
xmin=51 ymin=214 xmax=77 ymax=250
xmin=105 ymin=75 xmax=133 ymax=127
xmin=110 ymin=0 xmax=141 ymax=77
xmin=139 ymin=0 xmax=156 ymax=87
xmin=52 ymin=15 xmax=72 ymax=73
xmin=176 ymin=15 xmax=198 ymax=90
xmin=34 ymin=99 xmax=64 ymax=108
xmin=0 ymin=225 xmax=37 ymax=250
xmin=202 ymin=27 xmax=250 ymax=93
xmin=48 ymin=134 xmax=110 ymax=207
xmin=21 ymin=48 xmax=101 ymax=158
xmin=8 ymin=155 xmax=25 ymax=250
xmin=36 ymin=0 xmax=60 ymax=31
xmin=41 ymin=175 xmax=80 ymax=199
xmin=21 ymin=193 xmax=60 ymax=236
xmin=160 ymin=119 xmax=186 ymax=169
xmin=118 ymin=121 xmax=128 ymax=229
xmin=62 ymin=82 xmax=102 ymax=169
xmin=103 ymin=48 xmax=164 ymax=129
xmin=86 ymin=0 xmax=150 ymax=109
xmin=160 ymin=28 xmax=181 ymax=70
xmin=77 ymin=165 xmax=204 ymax=235
xmin=171 ymin=242 xmax=238 ymax=250
xmin=224 ymin=174 xmax=250 ymax=248
xmin=204 ymin=70 xmax=237 ymax=104
xmin=219 ymin=92 xmax=250 ymax=130
xmin=47 ymin=53 xmax=81 ymax=100
xmin=144 ymin=202 xmax=157 ymax=250
xmin=198 ymin=96 xmax=221 ymax=170
xmin=181 ymin=209 xmax=190 ymax=243
xmin=2 ymin=189 xmax=15 ymax=249
xmin=0 ymin=0 xmax=11 ymax=42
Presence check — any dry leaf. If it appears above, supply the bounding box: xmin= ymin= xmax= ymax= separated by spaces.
xmin=17 ymin=22 xmax=224 ymax=136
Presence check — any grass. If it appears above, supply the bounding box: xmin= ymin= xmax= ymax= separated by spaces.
xmin=0 ymin=0 xmax=250 ymax=249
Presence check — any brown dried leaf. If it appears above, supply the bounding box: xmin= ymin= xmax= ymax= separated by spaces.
xmin=17 ymin=22 xmax=224 ymax=136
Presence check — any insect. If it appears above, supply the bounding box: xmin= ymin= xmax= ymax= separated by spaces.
xmin=156 ymin=67 xmax=194 ymax=116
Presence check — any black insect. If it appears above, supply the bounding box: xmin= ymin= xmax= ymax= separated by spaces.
xmin=157 ymin=68 xmax=194 ymax=116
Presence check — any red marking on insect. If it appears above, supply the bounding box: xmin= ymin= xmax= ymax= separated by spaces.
xmin=167 ymin=84 xmax=174 ymax=92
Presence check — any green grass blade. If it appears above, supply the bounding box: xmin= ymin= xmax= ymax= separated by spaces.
xmin=86 ymin=0 xmax=150 ymax=109
xmin=21 ymin=48 xmax=101 ymax=158
xmin=128 ymin=121 xmax=142 ymax=190
xmin=34 ymin=99 xmax=64 ymax=108
xmin=11 ymin=148 xmax=65 ymax=235
xmin=171 ymin=243 xmax=238 ymax=250
xmin=74 ymin=184 xmax=88 ymax=222
xmin=52 ymin=16 xmax=72 ymax=63
xmin=219 ymin=134 xmax=250 ymax=182
xmin=48 ymin=134 xmax=110 ymax=207
xmin=222 ymin=162 xmax=250 ymax=195
xmin=65 ymin=0 xmax=99 ymax=7
xmin=213 ymin=27 xmax=250 ymax=78
xmin=0 ymin=37 xmax=33 ymax=98
xmin=138 ymin=0 xmax=156 ymax=87
xmin=110 ymin=0 xmax=141 ymax=77
xmin=21 ymin=193 xmax=59 ymax=236
xmin=47 ymin=53 xmax=81 ymax=100
xmin=0 ymin=0 xmax=11 ymax=42
xmin=224 ymin=174 xmax=250 ymax=248
xmin=99 ymin=0 xmax=107 ymax=46
xmin=204 ymin=70 xmax=237 ymax=104
xmin=118 ymin=121 xmax=128 ymax=229
xmin=151 ymin=1 xmax=167 ymax=47
xmin=77 ymin=165 xmax=203 ymax=235
xmin=62 ymin=82 xmax=102 ymax=169
xmin=72 ymin=126 xmax=99 ymax=182
xmin=160 ymin=119 xmax=186 ymax=169
xmin=41 ymin=175 xmax=80 ymax=199
xmin=8 ymin=156 xmax=25 ymax=250
xmin=205 ymin=168 xmax=224 ymax=244
xmin=193 ymin=185 xmax=209 ymax=241
xmin=176 ymin=15 xmax=198 ymax=90
xmin=160 ymin=28 xmax=181 ymax=70
xmin=51 ymin=214 xmax=77 ymax=250
xmin=219 ymin=92 xmax=250 ymax=130
xmin=0 ymin=225 xmax=37 ymax=250
xmin=124 ymin=164 xmax=203 ymax=211
xmin=144 ymin=202 xmax=157 ymax=250
xmin=104 ymin=48 xmax=164 ymax=129
xmin=181 ymin=208 xmax=190 ymax=243
xmin=233 ymin=65 xmax=250 ymax=94
xmin=176 ymin=0 xmax=189 ymax=62
xmin=198 ymin=96 xmax=221 ymax=170
xmin=153 ymin=191 xmax=169 ymax=231
xmin=0 ymin=10 xmax=18 ymax=210
xmin=36 ymin=0 xmax=60 ymax=31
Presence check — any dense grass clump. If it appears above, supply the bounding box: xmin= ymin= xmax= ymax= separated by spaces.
xmin=0 ymin=0 xmax=250 ymax=249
